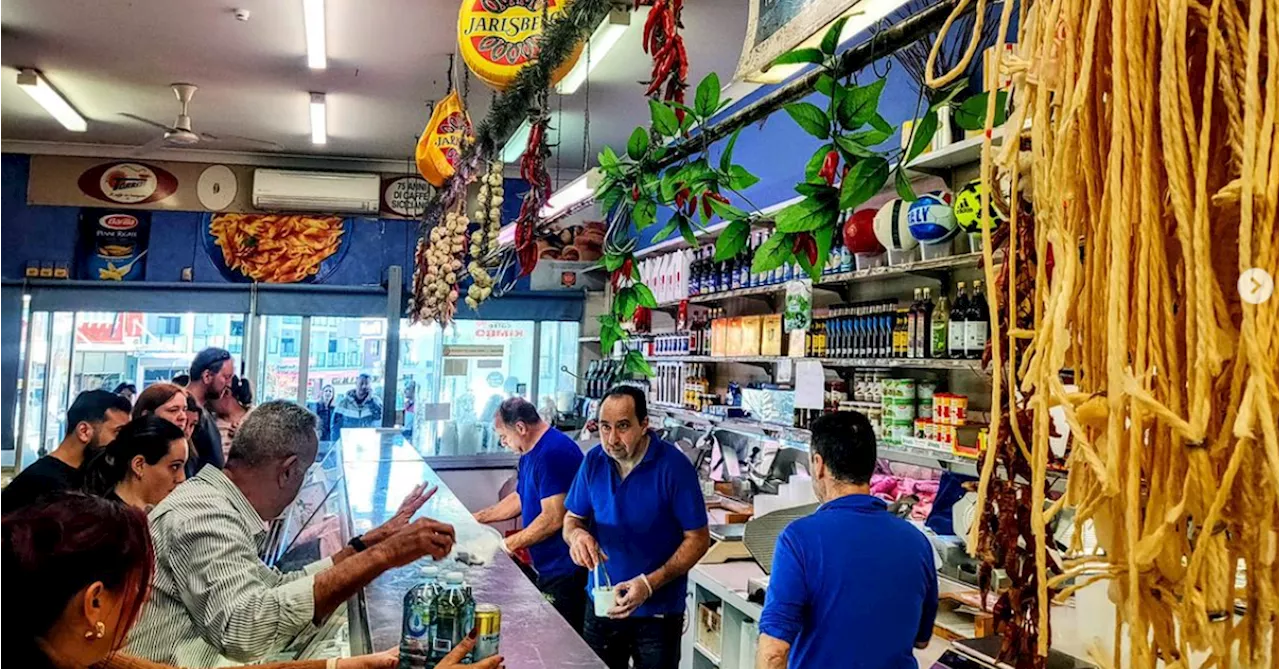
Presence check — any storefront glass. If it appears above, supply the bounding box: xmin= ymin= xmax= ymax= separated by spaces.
xmin=258 ymin=315 xmax=304 ymax=403
xmin=71 ymin=312 xmax=247 ymax=396
xmin=537 ymin=321 xmax=581 ymax=414
xmin=306 ymin=316 xmax=388 ymax=441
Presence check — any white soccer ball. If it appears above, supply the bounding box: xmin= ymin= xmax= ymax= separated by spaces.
xmin=874 ymin=199 xmax=919 ymax=251
xmin=907 ymin=190 xmax=958 ymax=243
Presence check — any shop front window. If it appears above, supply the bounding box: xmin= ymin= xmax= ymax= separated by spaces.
xmin=70 ymin=312 xmax=247 ymax=397
xmin=538 ymin=321 xmax=581 ymax=416
xmin=303 ymin=317 xmax=388 ymax=443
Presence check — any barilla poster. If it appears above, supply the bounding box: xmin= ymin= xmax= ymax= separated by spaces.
xmin=76 ymin=209 xmax=151 ymax=281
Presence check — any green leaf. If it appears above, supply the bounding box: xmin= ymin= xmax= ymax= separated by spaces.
xmin=660 ymin=169 xmax=681 ymax=203
xmin=955 ymin=91 xmax=1009 ymax=130
xmin=598 ymin=315 xmax=622 ymax=354
xmin=752 ymin=232 xmax=793 ymax=274
xmin=714 ymin=219 xmax=751 ymax=262
xmin=894 ymin=167 xmax=917 ymax=202
xmin=614 ymin=286 xmax=639 ymax=321
xmin=775 ymin=197 xmax=838 ymax=233
xmin=815 ymin=74 xmax=837 ymax=97
xmin=678 ymin=216 xmax=699 ymax=246
xmin=634 ymin=283 xmax=658 ymax=308
xmin=772 ymin=47 xmax=825 ymax=67
xmin=598 ymin=145 xmax=621 ymax=170
xmin=905 ymin=112 xmax=938 ymax=164
xmin=653 ymin=217 xmax=680 ymax=242
xmin=820 ymin=15 xmax=850 ymax=55
xmin=928 ymin=84 xmax=966 ymax=112
xmin=783 ymin=102 xmax=830 ymax=140
xmin=623 ymin=349 xmax=654 ymax=378
xmin=805 ymin=144 xmax=835 ymax=181
xmin=695 ymin=72 xmax=721 ymax=119
xmin=848 ymin=115 xmax=894 ymax=146
xmin=727 ymin=165 xmax=760 ymax=190
xmin=837 ymin=78 xmax=885 ymax=130
xmin=598 ymin=183 xmax=625 ymax=214
xmin=650 ymin=99 xmax=679 ymax=137
xmin=840 ymin=156 xmax=889 ymax=210
xmin=626 ymin=127 xmax=649 ymax=160
xmin=834 ymin=134 xmax=876 ymax=159
xmin=794 ymin=182 xmax=838 ymax=200
xmin=633 ymin=198 xmax=657 ymax=229
xmin=708 ymin=195 xmax=748 ymax=221
xmin=811 ymin=226 xmax=834 ymax=281
xmin=719 ymin=127 xmax=742 ymax=172
xmin=603 ymin=253 xmax=625 ymax=272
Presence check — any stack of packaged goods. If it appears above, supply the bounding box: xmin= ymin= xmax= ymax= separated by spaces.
xmin=880 ymin=379 xmax=918 ymax=446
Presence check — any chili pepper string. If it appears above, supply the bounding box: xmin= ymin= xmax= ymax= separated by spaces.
xmin=641 ymin=0 xmax=687 ymax=103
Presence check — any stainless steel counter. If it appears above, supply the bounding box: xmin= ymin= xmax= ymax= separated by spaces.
xmin=336 ymin=429 xmax=607 ymax=669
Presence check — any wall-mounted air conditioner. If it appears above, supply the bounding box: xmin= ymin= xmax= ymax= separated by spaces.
xmin=252 ymin=169 xmax=380 ymax=214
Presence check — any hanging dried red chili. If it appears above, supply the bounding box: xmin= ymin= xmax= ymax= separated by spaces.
xmin=638 ymin=0 xmax=687 ymax=104
xmin=515 ymin=113 xmax=553 ymax=277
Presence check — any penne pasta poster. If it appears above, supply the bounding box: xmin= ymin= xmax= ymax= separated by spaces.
xmin=203 ymin=213 xmax=352 ymax=283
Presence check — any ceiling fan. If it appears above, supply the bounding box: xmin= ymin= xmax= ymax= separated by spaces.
xmin=121 ymin=83 xmax=283 ymax=155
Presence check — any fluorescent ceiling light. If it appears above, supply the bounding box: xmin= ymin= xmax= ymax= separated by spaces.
xmin=539 ymin=168 xmax=602 ymax=219
xmin=310 ymin=93 xmax=327 ymax=145
xmin=555 ymin=8 xmax=631 ymax=94
xmin=750 ymin=0 xmax=909 ymax=84
xmin=501 ymin=119 xmax=533 ymax=163
xmin=303 ymin=0 xmax=327 ymax=69
xmin=16 ymin=69 xmax=86 ymax=132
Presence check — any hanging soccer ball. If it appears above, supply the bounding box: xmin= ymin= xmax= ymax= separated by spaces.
xmin=953 ymin=180 xmax=1008 ymax=233
xmin=843 ymin=208 xmax=884 ymax=255
xmin=907 ymin=190 xmax=958 ymax=243
xmin=873 ymin=199 xmax=918 ymax=251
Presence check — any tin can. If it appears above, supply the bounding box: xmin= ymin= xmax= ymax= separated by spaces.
xmin=934 ymin=393 xmax=952 ymax=425
xmin=935 ymin=424 xmax=958 ymax=450
xmin=952 ymin=394 xmax=968 ymax=425
xmin=473 ymin=604 xmax=501 ymax=660
xmin=915 ymin=418 xmax=934 ymax=441
xmin=916 ymin=380 xmax=937 ymax=415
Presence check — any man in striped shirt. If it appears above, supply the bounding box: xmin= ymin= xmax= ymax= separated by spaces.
xmin=126 ymin=400 xmax=455 ymax=666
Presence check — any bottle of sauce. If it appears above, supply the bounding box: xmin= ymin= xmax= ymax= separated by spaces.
xmin=932 ymin=292 xmax=951 ymax=358
xmin=949 ymin=282 xmax=969 ymax=359
xmin=966 ymin=280 xmax=989 ymax=359
xmin=917 ymin=288 xmax=935 ymax=358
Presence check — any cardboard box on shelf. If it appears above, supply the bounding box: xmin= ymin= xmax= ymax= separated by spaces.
xmin=761 ymin=314 xmax=783 ymax=356
xmin=740 ymin=315 xmax=762 ymax=356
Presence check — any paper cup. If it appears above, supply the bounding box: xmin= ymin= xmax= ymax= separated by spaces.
xmin=593 ymin=586 xmax=616 ymax=617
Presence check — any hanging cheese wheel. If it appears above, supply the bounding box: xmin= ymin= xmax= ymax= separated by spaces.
xmin=457 ymin=0 xmax=583 ymax=91
xmin=416 ymin=91 xmax=473 ymax=187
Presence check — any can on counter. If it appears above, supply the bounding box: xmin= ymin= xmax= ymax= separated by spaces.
xmin=473 ymin=604 xmax=501 ymax=661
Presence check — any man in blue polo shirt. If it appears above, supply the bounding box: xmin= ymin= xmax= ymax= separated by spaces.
xmin=757 ymin=411 xmax=938 ymax=669
xmin=563 ymin=385 xmax=710 ymax=669
xmin=473 ymin=397 xmax=587 ymax=631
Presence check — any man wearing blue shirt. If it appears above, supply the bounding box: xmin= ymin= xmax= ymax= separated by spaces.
xmin=473 ymin=397 xmax=587 ymax=631
xmin=758 ymin=411 xmax=938 ymax=669
xmin=563 ymin=385 xmax=710 ymax=669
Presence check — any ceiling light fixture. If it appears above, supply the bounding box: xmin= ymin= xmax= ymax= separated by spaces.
xmin=555 ymin=8 xmax=631 ymax=95
xmin=500 ymin=119 xmax=533 ymax=163
xmin=303 ymin=0 xmax=327 ymax=69
xmin=539 ymin=168 xmax=602 ymax=219
xmin=16 ymin=69 xmax=86 ymax=132
xmin=310 ymin=93 xmax=327 ymax=145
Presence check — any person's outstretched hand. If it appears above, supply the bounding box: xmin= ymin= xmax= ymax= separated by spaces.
xmin=436 ymin=630 xmax=504 ymax=669
xmin=338 ymin=647 xmax=398 ymax=669
xmin=364 ymin=483 xmax=437 ymax=545
xmin=377 ymin=517 xmax=457 ymax=567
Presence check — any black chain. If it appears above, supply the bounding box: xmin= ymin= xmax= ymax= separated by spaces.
xmin=444 ymin=53 xmax=455 ymax=95
xmin=582 ymin=36 xmax=591 ymax=173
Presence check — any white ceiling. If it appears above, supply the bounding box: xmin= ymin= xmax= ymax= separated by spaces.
xmin=0 ymin=0 xmax=750 ymax=173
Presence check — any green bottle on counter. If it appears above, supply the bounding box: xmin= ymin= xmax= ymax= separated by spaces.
xmin=399 ymin=566 xmax=440 ymax=669
xmin=428 ymin=571 xmax=475 ymax=663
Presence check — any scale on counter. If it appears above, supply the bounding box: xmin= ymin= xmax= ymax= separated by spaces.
xmin=931 ymin=637 xmax=1096 ymax=669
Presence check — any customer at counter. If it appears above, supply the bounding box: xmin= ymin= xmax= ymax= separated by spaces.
xmin=184 ymin=347 xmax=235 ymax=475
xmin=563 ymin=385 xmax=710 ymax=669
xmin=2 ymin=492 xmax=497 ymax=669
xmin=126 ymin=400 xmax=458 ymax=666
xmin=473 ymin=397 xmax=587 ymax=631
xmin=756 ymin=411 xmax=938 ymax=669
xmin=2 ymin=390 xmax=131 ymax=512
xmin=82 ymin=416 xmax=188 ymax=510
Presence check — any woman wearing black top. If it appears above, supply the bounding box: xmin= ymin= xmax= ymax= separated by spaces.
xmin=82 ymin=416 xmax=188 ymax=511
xmin=2 ymin=494 xmax=497 ymax=669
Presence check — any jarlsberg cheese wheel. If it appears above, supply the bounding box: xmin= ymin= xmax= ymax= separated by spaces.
xmin=458 ymin=0 xmax=583 ymax=91
xmin=873 ymin=199 xmax=918 ymax=251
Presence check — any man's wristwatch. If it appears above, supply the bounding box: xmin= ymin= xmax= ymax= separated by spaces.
xmin=348 ymin=535 xmax=368 ymax=552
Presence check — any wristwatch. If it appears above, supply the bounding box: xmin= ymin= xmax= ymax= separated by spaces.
xmin=348 ymin=535 xmax=368 ymax=552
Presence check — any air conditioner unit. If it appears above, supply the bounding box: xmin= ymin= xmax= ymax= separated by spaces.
xmin=252 ymin=169 xmax=380 ymax=214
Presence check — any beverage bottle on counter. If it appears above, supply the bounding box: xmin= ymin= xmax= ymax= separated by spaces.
xmin=950 ymin=282 xmax=969 ymax=359
xmin=906 ymin=289 xmax=922 ymax=359
xmin=399 ymin=566 xmax=440 ymax=669
xmin=932 ymin=292 xmax=951 ymax=358
xmin=429 ymin=572 xmax=475 ymax=662
xmin=966 ymin=280 xmax=990 ymax=359
xmin=917 ymin=288 xmax=935 ymax=358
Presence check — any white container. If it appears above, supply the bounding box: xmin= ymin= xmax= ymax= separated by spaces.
xmin=967 ymin=232 xmax=986 ymax=254
xmin=854 ymin=252 xmax=887 ymax=270
xmin=591 ymin=563 xmax=615 ymax=617
xmin=920 ymin=240 xmax=955 ymax=260
xmin=887 ymin=248 xmax=920 ymax=265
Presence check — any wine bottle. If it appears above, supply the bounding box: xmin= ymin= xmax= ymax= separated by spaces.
xmin=949 ymin=282 xmax=968 ymax=359
xmin=966 ymin=280 xmax=990 ymax=360
xmin=932 ymin=292 xmax=950 ymax=358
xmin=918 ymin=287 xmax=935 ymax=358
xmin=906 ymin=288 xmax=922 ymax=359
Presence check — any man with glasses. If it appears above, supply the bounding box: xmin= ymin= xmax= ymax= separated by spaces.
xmin=185 ymin=347 xmax=234 ymax=475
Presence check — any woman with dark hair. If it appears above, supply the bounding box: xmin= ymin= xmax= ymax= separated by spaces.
xmin=132 ymin=383 xmax=189 ymax=432
xmin=210 ymin=375 xmax=252 ymax=453
xmin=313 ymin=384 xmax=336 ymax=442
xmin=113 ymin=383 xmax=138 ymax=405
xmin=83 ymin=416 xmax=189 ymax=510
xmin=3 ymin=493 xmax=497 ymax=669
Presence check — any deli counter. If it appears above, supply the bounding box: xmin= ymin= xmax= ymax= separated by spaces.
xmin=266 ymin=429 xmax=606 ymax=668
